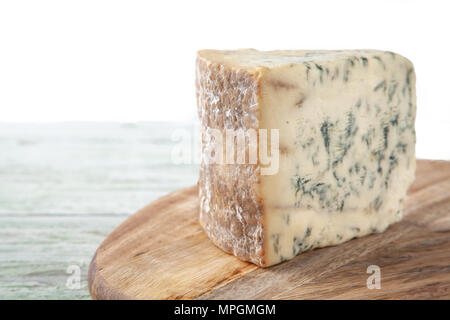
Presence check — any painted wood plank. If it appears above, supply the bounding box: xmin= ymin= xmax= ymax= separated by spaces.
xmin=0 ymin=123 xmax=198 ymax=299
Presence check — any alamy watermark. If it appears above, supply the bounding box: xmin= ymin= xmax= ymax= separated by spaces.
xmin=366 ymin=265 xmax=381 ymax=289
xmin=66 ymin=261 xmax=85 ymax=290
xmin=171 ymin=124 xmax=280 ymax=175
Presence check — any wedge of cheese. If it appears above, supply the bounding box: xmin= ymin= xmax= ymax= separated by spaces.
xmin=196 ymin=49 xmax=416 ymax=267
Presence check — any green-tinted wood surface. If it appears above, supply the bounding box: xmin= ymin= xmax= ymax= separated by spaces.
xmin=0 ymin=122 xmax=198 ymax=299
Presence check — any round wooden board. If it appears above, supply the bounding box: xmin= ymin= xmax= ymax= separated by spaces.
xmin=88 ymin=160 xmax=450 ymax=300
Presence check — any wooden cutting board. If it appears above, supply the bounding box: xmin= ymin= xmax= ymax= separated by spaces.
xmin=88 ymin=160 xmax=450 ymax=300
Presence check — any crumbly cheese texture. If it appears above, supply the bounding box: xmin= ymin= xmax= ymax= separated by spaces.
xmin=196 ymin=49 xmax=416 ymax=267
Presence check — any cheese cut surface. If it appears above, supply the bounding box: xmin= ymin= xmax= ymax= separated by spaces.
xmin=196 ymin=49 xmax=416 ymax=267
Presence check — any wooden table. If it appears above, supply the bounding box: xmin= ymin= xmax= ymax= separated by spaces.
xmin=0 ymin=123 xmax=198 ymax=299
xmin=1 ymin=123 xmax=448 ymax=299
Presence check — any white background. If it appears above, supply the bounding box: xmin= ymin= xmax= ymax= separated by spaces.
xmin=0 ymin=0 xmax=448 ymax=159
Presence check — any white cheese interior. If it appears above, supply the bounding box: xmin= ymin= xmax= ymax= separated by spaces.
xmin=252 ymin=51 xmax=416 ymax=265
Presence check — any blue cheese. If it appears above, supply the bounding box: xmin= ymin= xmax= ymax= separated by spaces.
xmin=196 ymin=49 xmax=416 ymax=267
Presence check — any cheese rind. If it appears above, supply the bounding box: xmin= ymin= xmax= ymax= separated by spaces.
xmin=196 ymin=49 xmax=416 ymax=267
xmin=196 ymin=56 xmax=265 ymax=266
